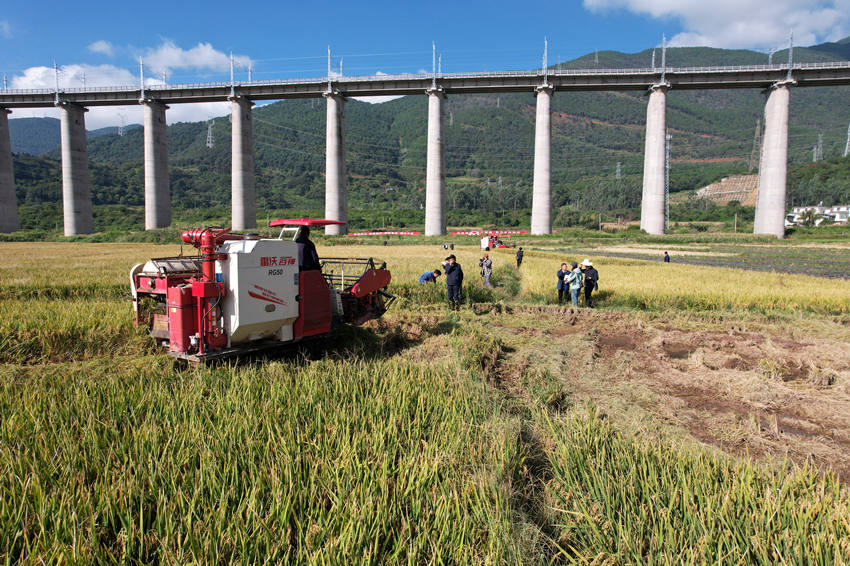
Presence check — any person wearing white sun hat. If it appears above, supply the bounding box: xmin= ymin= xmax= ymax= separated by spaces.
xmin=580 ymin=259 xmax=598 ymax=308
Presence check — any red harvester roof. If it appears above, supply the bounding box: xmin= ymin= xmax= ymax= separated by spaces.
xmin=269 ymin=218 xmax=347 ymax=227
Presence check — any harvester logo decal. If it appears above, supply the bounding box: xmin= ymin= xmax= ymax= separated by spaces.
xmin=260 ymin=256 xmax=296 ymax=267
xmin=248 ymin=284 xmax=287 ymax=305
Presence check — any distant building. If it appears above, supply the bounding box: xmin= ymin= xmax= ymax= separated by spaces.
xmin=786 ymin=204 xmax=849 ymax=226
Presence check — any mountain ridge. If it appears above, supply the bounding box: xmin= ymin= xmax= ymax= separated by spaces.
xmin=7 ymin=40 xmax=850 ymax=229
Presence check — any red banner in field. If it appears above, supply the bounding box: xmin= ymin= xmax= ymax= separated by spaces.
xmin=449 ymin=230 xmax=528 ymax=235
xmin=347 ymin=231 xmax=422 ymax=236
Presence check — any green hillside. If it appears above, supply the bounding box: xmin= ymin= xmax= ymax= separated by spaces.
xmin=8 ymin=42 xmax=850 ymax=231
xmin=9 ymin=117 xmax=141 ymax=156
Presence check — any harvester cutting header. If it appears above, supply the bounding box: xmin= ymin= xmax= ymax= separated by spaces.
xmin=130 ymin=219 xmax=394 ymax=362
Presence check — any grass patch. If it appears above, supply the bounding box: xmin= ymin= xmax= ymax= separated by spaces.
xmin=0 ymin=356 xmax=523 ymax=563
xmin=546 ymin=406 xmax=850 ymax=563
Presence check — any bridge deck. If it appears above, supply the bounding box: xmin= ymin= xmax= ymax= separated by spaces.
xmin=1 ymin=62 xmax=849 ymax=108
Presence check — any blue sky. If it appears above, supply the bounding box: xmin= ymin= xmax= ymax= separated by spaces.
xmin=1 ymin=0 xmax=847 ymax=127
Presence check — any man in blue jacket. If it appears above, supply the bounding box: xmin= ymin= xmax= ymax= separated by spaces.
xmin=442 ymin=255 xmax=464 ymax=310
xmin=556 ymin=262 xmax=569 ymax=304
xmin=418 ymin=269 xmax=441 ymax=284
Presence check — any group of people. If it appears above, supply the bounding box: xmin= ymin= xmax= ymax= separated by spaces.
xmin=556 ymin=259 xmax=598 ymax=307
xmin=419 ymin=248 xmax=599 ymax=310
xmin=419 ymin=254 xmax=464 ymax=309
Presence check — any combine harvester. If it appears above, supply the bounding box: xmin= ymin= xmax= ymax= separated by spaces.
xmin=130 ymin=219 xmax=394 ymax=362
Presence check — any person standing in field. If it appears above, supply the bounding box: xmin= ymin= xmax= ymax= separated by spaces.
xmin=479 ymin=252 xmax=493 ymax=288
xmin=516 ymin=247 xmax=524 ymax=268
xmin=418 ymin=269 xmax=441 ymax=284
xmin=581 ymin=259 xmax=598 ymax=308
xmin=564 ymin=261 xmax=583 ymax=307
xmin=664 ymin=251 xmax=670 ymax=263
xmin=442 ymin=255 xmax=464 ymax=310
xmin=556 ymin=263 xmax=569 ymax=304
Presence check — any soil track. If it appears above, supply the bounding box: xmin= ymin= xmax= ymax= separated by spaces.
xmin=483 ymin=308 xmax=850 ymax=481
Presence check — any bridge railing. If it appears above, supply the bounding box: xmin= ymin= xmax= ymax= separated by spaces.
xmin=2 ymin=61 xmax=850 ymax=96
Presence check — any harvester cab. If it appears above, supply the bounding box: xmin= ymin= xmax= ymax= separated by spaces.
xmin=130 ymin=219 xmax=394 ymax=362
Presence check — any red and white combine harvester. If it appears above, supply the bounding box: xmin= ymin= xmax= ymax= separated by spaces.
xmin=130 ymin=219 xmax=394 ymax=362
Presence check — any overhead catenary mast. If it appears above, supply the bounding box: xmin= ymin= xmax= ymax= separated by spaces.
xmin=542 ymin=37 xmax=548 ymax=84
xmin=786 ymin=31 xmax=794 ymax=81
xmin=139 ymin=57 xmax=145 ymax=101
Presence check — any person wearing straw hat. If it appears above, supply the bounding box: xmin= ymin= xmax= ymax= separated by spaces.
xmin=580 ymin=259 xmax=598 ymax=308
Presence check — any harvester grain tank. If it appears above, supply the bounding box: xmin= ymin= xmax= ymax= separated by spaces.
xmin=130 ymin=219 xmax=394 ymax=362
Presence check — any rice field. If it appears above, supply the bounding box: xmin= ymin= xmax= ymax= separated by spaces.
xmin=1 ymin=241 xmax=849 ymax=563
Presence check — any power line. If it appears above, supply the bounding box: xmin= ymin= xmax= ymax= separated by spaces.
xmin=665 ymin=130 xmax=672 ymax=230
xmin=206 ymin=119 xmax=215 ymax=149
xmin=844 ymin=122 xmax=850 ymax=157
xmin=748 ymin=118 xmax=761 ymax=172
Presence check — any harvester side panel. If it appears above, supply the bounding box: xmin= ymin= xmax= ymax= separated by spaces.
xmin=294 ymin=270 xmax=333 ymax=338
xmin=167 ymin=285 xmax=196 ymax=353
xmin=219 ymin=239 xmax=300 ymax=344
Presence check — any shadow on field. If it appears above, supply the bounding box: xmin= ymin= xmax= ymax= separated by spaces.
xmin=210 ymin=313 xmax=459 ymax=369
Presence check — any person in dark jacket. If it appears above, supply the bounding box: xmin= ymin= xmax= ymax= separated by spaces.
xmin=556 ymin=262 xmax=569 ymax=304
xmin=419 ymin=269 xmax=441 ymax=284
xmin=295 ymin=226 xmax=321 ymax=271
xmin=663 ymin=251 xmax=670 ymax=263
xmin=580 ymin=259 xmax=598 ymax=308
xmin=516 ymin=247 xmax=524 ymax=268
xmin=441 ymin=255 xmax=464 ymax=310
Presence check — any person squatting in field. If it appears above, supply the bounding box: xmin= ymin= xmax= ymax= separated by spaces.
xmin=556 ymin=263 xmax=569 ymax=304
xmin=479 ymin=252 xmax=493 ymax=288
xmin=419 ymin=269 xmax=441 ymax=284
xmin=442 ymin=255 xmax=464 ymax=310
xmin=580 ymin=259 xmax=598 ymax=308
xmin=564 ymin=261 xmax=584 ymax=307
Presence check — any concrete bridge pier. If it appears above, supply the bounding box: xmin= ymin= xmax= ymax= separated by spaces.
xmin=143 ymin=101 xmax=170 ymax=230
xmin=754 ymin=82 xmax=792 ymax=238
xmin=531 ymin=86 xmax=553 ymax=235
xmin=59 ymin=102 xmax=94 ymax=235
xmin=640 ymin=84 xmax=668 ymax=235
xmin=324 ymin=92 xmax=347 ymax=235
xmin=231 ymin=97 xmax=256 ymax=230
xmin=425 ymin=88 xmax=446 ymax=236
xmin=0 ymin=108 xmax=19 ymax=233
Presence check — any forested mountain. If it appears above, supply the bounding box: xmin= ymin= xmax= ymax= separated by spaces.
xmin=9 ymin=117 xmax=141 ymax=156
xmin=9 ymin=41 xmax=850 ymax=230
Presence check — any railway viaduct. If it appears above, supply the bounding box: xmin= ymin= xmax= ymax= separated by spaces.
xmin=1 ymin=61 xmax=850 ymax=238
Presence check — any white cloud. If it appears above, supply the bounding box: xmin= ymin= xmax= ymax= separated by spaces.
xmin=10 ymin=63 xmax=230 ymax=129
xmin=0 ymin=20 xmax=11 ymax=39
xmin=583 ymin=0 xmax=850 ymax=49
xmin=351 ymin=71 xmax=404 ymax=104
xmin=142 ymin=40 xmax=252 ymax=75
xmin=88 ymin=40 xmax=115 ymax=57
